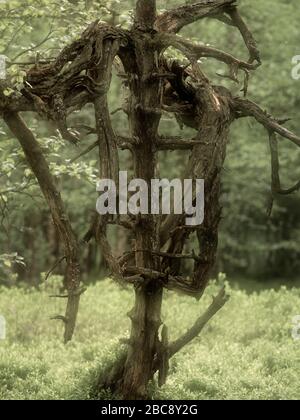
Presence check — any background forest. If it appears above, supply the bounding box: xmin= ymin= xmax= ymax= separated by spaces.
xmin=0 ymin=0 xmax=299 ymax=400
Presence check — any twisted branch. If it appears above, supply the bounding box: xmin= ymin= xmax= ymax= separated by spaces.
xmin=232 ymin=97 xmax=300 ymax=148
xmin=155 ymin=0 xmax=236 ymax=33
xmin=158 ymin=33 xmax=259 ymax=82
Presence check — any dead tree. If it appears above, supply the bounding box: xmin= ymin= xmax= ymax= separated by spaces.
xmin=1 ymin=0 xmax=300 ymax=399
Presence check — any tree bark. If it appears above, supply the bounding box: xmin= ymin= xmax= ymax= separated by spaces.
xmin=3 ymin=112 xmax=81 ymax=343
xmin=118 ymin=0 xmax=164 ymax=400
xmin=2 ymin=0 xmax=295 ymax=401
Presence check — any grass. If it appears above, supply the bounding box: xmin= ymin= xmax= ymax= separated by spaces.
xmin=0 ymin=276 xmax=299 ymax=400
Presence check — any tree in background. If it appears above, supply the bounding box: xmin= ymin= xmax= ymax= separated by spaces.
xmin=1 ymin=0 xmax=300 ymax=399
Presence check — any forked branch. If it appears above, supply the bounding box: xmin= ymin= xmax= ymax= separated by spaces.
xmin=232 ymin=97 xmax=300 ymax=148
xmin=159 ymin=34 xmax=259 ymax=82
xmin=269 ymin=132 xmax=300 ymax=195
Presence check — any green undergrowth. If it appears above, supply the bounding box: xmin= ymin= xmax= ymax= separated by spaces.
xmin=0 ymin=277 xmax=299 ymax=400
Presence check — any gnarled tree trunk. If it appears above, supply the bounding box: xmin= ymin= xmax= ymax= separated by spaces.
xmin=119 ymin=0 xmax=163 ymax=399
xmin=1 ymin=0 xmax=300 ymax=401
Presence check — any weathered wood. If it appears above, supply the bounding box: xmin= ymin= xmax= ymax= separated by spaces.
xmin=169 ymin=287 xmax=229 ymax=357
xmin=119 ymin=0 xmax=164 ymax=399
xmin=2 ymin=0 xmax=300 ymax=401
xmin=3 ymin=112 xmax=81 ymax=343
xmin=155 ymin=0 xmax=236 ymax=33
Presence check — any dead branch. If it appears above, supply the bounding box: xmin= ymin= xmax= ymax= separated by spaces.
xmin=70 ymin=135 xmax=136 ymax=162
xmin=155 ymin=1 xmax=261 ymax=68
xmin=158 ymin=136 xmax=207 ymax=150
xmin=123 ymin=275 xmax=144 ymax=284
xmin=0 ymin=80 xmax=34 ymax=113
xmin=124 ymin=266 xmax=165 ymax=280
xmin=92 ymin=37 xmax=124 ymax=282
xmin=123 ymin=265 xmax=206 ymax=297
xmin=70 ymin=140 xmax=99 ymax=163
xmin=0 ymin=22 xmax=128 ymax=129
xmin=155 ymin=0 xmax=236 ymax=33
xmin=45 ymin=256 xmax=66 ymax=281
xmin=121 ymin=249 xmax=201 ymax=262
xmin=159 ymin=34 xmax=259 ymax=80
xmin=269 ymin=132 xmax=300 ymax=195
xmin=50 ymin=315 xmax=68 ymax=324
xmin=168 ymin=287 xmax=229 ymax=357
xmin=159 ymin=72 xmax=233 ymax=300
xmin=3 ymin=112 xmax=81 ymax=344
xmin=232 ymin=97 xmax=300 ymax=147
xmin=227 ymin=6 xmax=261 ymax=64
xmin=49 ymin=287 xmax=87 ymax=299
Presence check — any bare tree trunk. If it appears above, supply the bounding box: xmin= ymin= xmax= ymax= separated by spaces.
xmin=118 ymin=0 xmax=163 ymax=399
